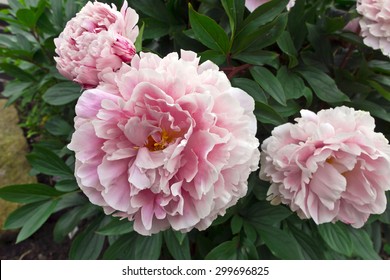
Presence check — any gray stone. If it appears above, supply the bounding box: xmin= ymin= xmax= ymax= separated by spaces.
xmin=0 ymin=99 xmax=36 ymax=230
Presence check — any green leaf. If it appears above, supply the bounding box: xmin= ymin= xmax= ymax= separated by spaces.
xmin=254 ymin=101 xmax=286 ymax=125
xmin=250 ymin=66 xmax=286 ymax=105
xmin=3 ymin=201 xmax=47 ymax=230
xmin=131 ymin=0 xmax=170 ymax=23
xmin=43 ymin=82 xmax=81 ymax=106
xmin=231 ymin=215 xmax=244 ymax=234
xmin=233 ymin=50 xmax=279 ymax=67
xmin=164 ymin=230 xmax=191 ymax=260
xmin=53 ymin=204 xmax=99 ymax=243
xmin=288 ymin=222 xmax=325 ymax=260
xmin=350 ymin=100 xmax=390 ymax=122
xmin=379 ymin=192 xmax=390 ymax=224
xmin=16 ymin=200 xmax=58 ymax=243
xmin=0 ymin=63 xmax=36 ymax=82
xmin=205 ymin=237 xmax=239 ymax=260
xmin=16 ymin=9 xmax=37 ymax=29
xmin=134 ymin=233 xmax=163 ymax=260
xmin=257 ymin=225 xmax=304 ymax=259
xmin=318 ymin=222 xmax=353 ymax=257
xmin=55 ymin=179 xmax=79 ymax=192
xmin=142 ymin=18 xmax=170 ymax=40
xmin=27 ymin=146 xmax=73 ymax=179
xmin=349 ymin=228 xmax=381 ymax=260
xmin=233 ymin=13 xmax=288 ymax=54
xmin=65 ymin=0 xmax=79 ymax=21
xmin=45 ymin=116 xmax=73 ymax=136
xmin=0 ymin=183 xmax=64 ymax=204
xmin=1 ymin=80 xmax=32 ymax=99
xmin=221 ymin=0 xmax=245 ymax=37
xmin=297 ymin=66 xmax=350 ymax=103
xmin=368 ymin=60 xmax=390 ymax=75
xmin=277 ymin=31 xmax=298 ymax=68
xmin=69 ymin=217 xmax=106 ymax=260
xmin=103 ymin=233 xmax=137 ymax=260
xmin=96 ymin=218 xmax=133 ymax=236
xmin=232 ymin=78 xmax=267 ymax=103
xmin=134 ymin=21 xmax=144 ymax=51
xmin=240 ymin=0 xmax=288 ymax=32
xmin=49 ymin=0 xmax=64 ymax=30
xmin=369 ymin=80 xmax=390 ymax=101
xmin=200 ymin=50 xmax=226 ymax=65
xmin=277 ymin=66 xmax=307 ymax=100
xmin=243 ymin=201 xmax=292 ymax=226
xmin=188 ymin=3 xmax=230 ymax=54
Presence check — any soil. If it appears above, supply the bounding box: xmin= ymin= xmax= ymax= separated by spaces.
xmin=0 ymin=215 xmax=71 ymax=260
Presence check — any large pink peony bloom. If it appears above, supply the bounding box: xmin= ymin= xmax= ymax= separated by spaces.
xmin=54 ymin=1 xmax=139 ymax=88
xmin=245 ymin=0 xmax=296 ymax=12
xmin=356 ymin=0 xmax=390 ymax=57
xmin=68 ymin=50 xmax=260 ymax=235
xmin=260 ymin=106 xmax=390 ymax=228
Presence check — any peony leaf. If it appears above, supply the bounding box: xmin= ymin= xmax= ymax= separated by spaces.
xmin=164 ymin=230 xmax=191 ymax=260
xmin=3 ymin=201 xmax=47 ymax=230
xmin=276 ymin=31 xmax=298 ymax=68
xmin=230 ymin=215 xmax=244 ymax=235
xmin=257 ymin=225 xmax=305 ymax=259
xmin=277 ymin=66 xmax=307 ymax=100
xmin=243 ymin=201 xmax=292 ymax=226
xmin=16 ymin=199 xmax=58 ymax=243
xmin=297 ymin=66 xmax=350 ymax=103
xmin=54 ymin=179 xmax=79 ymax=192
xmin=188 ymin=3 xmax=230 ymax=54
xmin=318 ymin=222 xmax=353 ymax=257
xmin=233 ymin=50 xmax=279 ymax=67
xmin=254 ymin=101 xmax=286 ymax=126
xmin=103 ymin=234 xmax=137 ymax=260
xmin=45 ymin=116 xmax=73 ymax=136
xmin=250 ymin=66 xmax=286 ymax=106
xmin=0 ymin=63 xmax=36 ymax=81
xmin=96 ymin=217 xmax=134 ymax=236
xmin=205 ymin=238 xmax=239 ymax=260
xmin=43 ymin=82 xmax=81 ymax=106
xmin=69 ymin=217 xmax=106 ymax=260
xmin=349 ymin=228 xmax=381 ymax=260
xmin=221 ymin=0 xmax=245 ymax=37
xmin=233 ymin=13 xmax=288 ymax=54
xmin=232 ymin=78 xmax=268 ymax=103
xmin=134 ymin=233 xmax=163 ymax=260
xmin=0 ymin=183 xmax=64 ymax=204
xmin=27 ymin=146 xmax=74 ymax=179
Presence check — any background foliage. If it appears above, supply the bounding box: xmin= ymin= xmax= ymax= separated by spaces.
xmin=0 ymin=0 xmax=389 ymax=259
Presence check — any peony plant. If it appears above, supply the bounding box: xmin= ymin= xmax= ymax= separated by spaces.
xmin=0 ymin=0 xmax=389 ymax=260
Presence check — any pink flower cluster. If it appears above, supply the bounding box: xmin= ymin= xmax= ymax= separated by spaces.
xmin=260 ymin=106 xmax=390 ymax=228
xmin=356 ymin=0 xmax=390 ymax=57
xmin=68 ymin=50 xmax=260 ymax=235
xmin=54 ymin=1 xmax=139 ymax=88
xmin=245 ymin=0 xmax=296 ymax=12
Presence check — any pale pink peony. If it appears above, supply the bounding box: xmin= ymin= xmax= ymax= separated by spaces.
xmin=260 ymin=106 xmax=390 ymax=228
xmin=356 ymin=0 xmax=390 ymax=57
xmin=68 ymin=50 xmax=260 ymax=235
xmin=245 ymin=0 xmax=296 ymax=12
xmin=54 ymin=1 xmax=139 ymax=88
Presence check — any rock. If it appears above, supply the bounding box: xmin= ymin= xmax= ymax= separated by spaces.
xmin=0 ymin=99 xmax=36 ymax=230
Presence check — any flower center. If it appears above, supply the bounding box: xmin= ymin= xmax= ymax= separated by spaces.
xmin=144 ymin=129 xmax=178 ymax=151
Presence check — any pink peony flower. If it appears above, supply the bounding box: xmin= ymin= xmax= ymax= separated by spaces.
xmin=245 ymin=0 xmax=296 ymax=12
xmin=356 ymin=0 xmax=390 ymax=57
xmin=260 ymin=106 xmax=390 ymax=228
xmin=54 ymin=1 xmax=139 ymax=88
xmin=68 ymin=50 xmax=260 ymax=235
